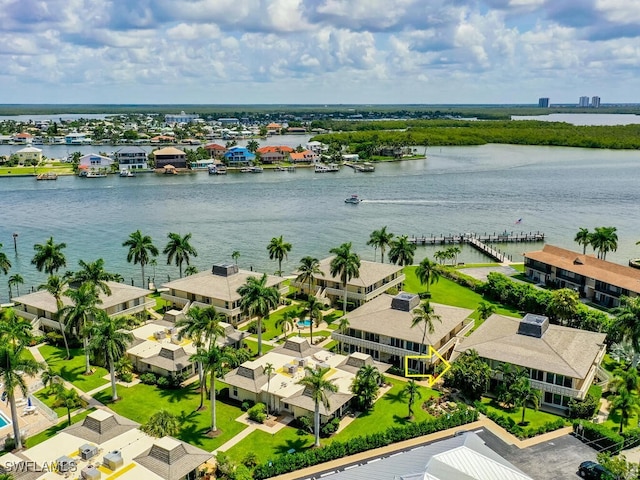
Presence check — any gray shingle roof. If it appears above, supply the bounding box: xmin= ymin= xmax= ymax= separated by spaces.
xmin=63 ymin=410 xmax=139 ymax=444
xmin=133 ymin=436 xmax=212 ymax=480
xmin=313 ymin=257 xmax=404 ymax=288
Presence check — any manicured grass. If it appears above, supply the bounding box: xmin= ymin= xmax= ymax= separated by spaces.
xmin=510 ymin=263 xmax=525 ymax=273
xmin=26 ymin=408 xmax=96 ymax=448
xmin=243 ymin=339 xmax=275 ymax=356
xmin=457 ymin=263 xmax=501 ymax=268
xmin=588 ymin=384 xmax=603 ymax=400
xmin=226 ymin=426 xmax=314 ymax=464
xmin=94 ymin=382 xmax=247 ymax=451
xmin=21 ymin=348 xmax=36 ymax=362
xmin=34 ymin=388 xmax=69 ymax=417
xmin=480 ymin=397 xmax=567 ymax=429
xmin=38 ymin=345 xmax=109 ymax=392
xmin=330 ymin=378 xmax=439 ymax=442
xmin=0 ymin=162 xmax=74 ymax=177
xmin=241 ymin=304 xmax=303 ymax=341
xmin=603 ymin=408 xmax=638 ymax=434
xmin=149 ymin=293 xmax=171 ymax=312
xmin=299 ymin=330 xmax=332 ymax=339
xmin=323 ymin=310 xmax=345 ymax=325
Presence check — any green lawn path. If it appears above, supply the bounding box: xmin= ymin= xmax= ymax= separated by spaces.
xmin=38 ymin=345 xmax=110 ymax=392
xmin=480 ymin=398 xmax=567 ymax=429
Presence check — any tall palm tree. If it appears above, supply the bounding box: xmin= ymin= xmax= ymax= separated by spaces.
xmin=476 ymin=301 xmax=496 ymax=323
xmin=276 ymin=309 xmax=298 ymax=339
xmin=264 ymin=362 xmax=275 ymax=417
xmin=367 ymin=227 xmax=394 ymax=263
xmin=512 ymin=379 xmax=541 ymax=425
xmin=411 ymin=301 xmax=441 ymax=355
xmin=89 ymin=313 xmax=133 ymax=401
xmin=74 ymin=258 xmax=119 ymax=295
xmin=295 ymin=256 xmax=322 ymax=297
xmin=267 ymin=235 xmax=292 ymax=276
xmin=31 ymin=236 xmax=67 ymax=275
xmin=415 ymin=257 xmax=440 ymax=294
xmin=164 ymin=232 xmax=198 ymax=278
xmin=575 ymin=228 xmax=591 ymax=254
xmin=401 ymin=379 xmax=422 ymax=420
xmin=7 ymin=274 xmax=23 ymax=298
xmin=590 ymin=226 xmax=618 ymax=260
xmin=196 ymin=343 xmax=228 ymax=433
xmin=351 ymin=365 xmax=383 ymax=410
xmin=329 ymin=242 xmax=361 ymax=314
xmin=611 ymin=366 xmax=640 ymax=395
xmin=0 ymin=243 xmax=11 ymax=275
xmin=123 ymin=230 xmax=159 ymax=288
xmin=0 ymin=344 xmax=43 ymax=449
xmin=614 ymin=296 xmax=640 ymax=367
xmin=548 ymin=288 xmax=580 ymax=326
xmin=389 ymin=235 xmax=417 ymax=266
xmin=0 ymin=309 xmax=34 ymax=355
xmin=296 ymin=366 xmax=338 ymax=447
xmin=54 ymin=384 xmax=84 ymax=426
xmin=39 ymin=275 xmax=71 ymax=359
xmin=611 ymin=388 xmax=640 ymax=433
xmin=237 ymin=273 xmax=280 ymax=356
xmin=61 ymin=283 xmax=102 ymax=374
xmin=305 ymin=296 xmax=324 ymax=344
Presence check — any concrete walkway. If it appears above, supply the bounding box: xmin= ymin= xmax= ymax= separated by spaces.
xmin=214 ymin=414 xmax=294 ymax=454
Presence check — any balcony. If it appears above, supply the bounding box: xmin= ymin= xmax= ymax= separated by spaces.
xmin=530 ymin=379 xmax=582 ymax=399
xmin=113 ymin=299 xmax=156 ymax=317
xmin=161 ymin=293 xmax=189 ymax=306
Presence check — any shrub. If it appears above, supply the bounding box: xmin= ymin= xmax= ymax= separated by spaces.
xmin=247 ymin=321 xmax=266 ymax=334
xmin=242 ymin=452 xmax=259 ymax=468
xmin=574 ymin=420 xmax=624 ymax=453
xmin=475 ymin=401 xmax=566 ymax=439
xmin=118 ymin=372 xmax=133 ymax=383
xmin=321 ymin=417 xmax=341 ymax=437
xmin=45 ymin=331 xmax=64 ymax=347
xmin=156 ymin=376 xmax=169 ymax=388
xmin=386 ymin=287 xmax=399 ymax=296
xmin=140 ymin=373 xmax=158 ymax=385
xmin=569 ymin=394 xmax=600 ymax=419
xmin=241 ymin=400 xmax=255 ymax=412
xmin=293 ymin=415 xmax=313 ymax=433
xmin=247 ymin=403 xmax=267 ymax=423
xmin=622 ymin=428 xmax=640 ymax=450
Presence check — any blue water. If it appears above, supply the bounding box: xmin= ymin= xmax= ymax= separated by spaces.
xmin=297 ymin=319 xmax=312 ymax=327
xmin=0 ymin=412 xmax=10 ymax=428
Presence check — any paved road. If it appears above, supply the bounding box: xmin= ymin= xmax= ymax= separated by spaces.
xmin=476 ymin=429 xmax=598 ymax=480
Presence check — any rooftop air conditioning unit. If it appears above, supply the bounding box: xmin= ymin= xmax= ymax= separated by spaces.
xmin=80 ymin=443 xmax=98 ymax=461
xmin=103 ymin=450 xmax=123 ymax=471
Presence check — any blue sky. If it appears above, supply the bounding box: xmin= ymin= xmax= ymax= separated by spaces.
xmin=1 ymin=0 xmax=639 ymax=104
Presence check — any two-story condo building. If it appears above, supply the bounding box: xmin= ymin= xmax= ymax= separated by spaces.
xmin=453 ymin=313 xmax=607 ymax=413
xmin=331 ymin=293 xmax=474 ymax=374
xmin=114 ymin=146 xmax=149 ymax=170
xmin=161 ymin=263 xmax=287 ymax=325
xmin=524 ymin=244 xmax=640 ymax=308
xmin=292 ymin=258 xmax=405 ymax=308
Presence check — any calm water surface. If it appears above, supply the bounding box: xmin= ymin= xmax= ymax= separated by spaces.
xmin=1 ymin=143 xmax=639 ymax=299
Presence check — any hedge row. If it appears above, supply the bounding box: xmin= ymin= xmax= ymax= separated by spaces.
xmin=573 ymin=420 xmax=624 ymax=453
xmin=252 ymin=406 xmax=478 ymax=479
xmin=474 ymin=401 xmax=565 ymax=439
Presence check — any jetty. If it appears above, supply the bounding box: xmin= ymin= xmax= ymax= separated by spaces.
xmin=344 ymin=162 xmax=375 ymax=172
xmin=407 ymin=231 xmax=545 ymax=263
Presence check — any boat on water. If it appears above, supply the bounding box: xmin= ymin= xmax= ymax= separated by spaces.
xmin=240 ymin=167 xmax=253 ymax=173
xmin=208 ymin=164 xmax=227 ymax=175
xmin=355 ymin=162 xmax=375 ymax=172
xmin=36 ymin=172 xmax=58 ymax=181
xmin=250 ymin=166 xmax=264 ymax=173
xmin=85 ymin=171 xmax=107 ymax=178
xmin=345 ymin=194 xmax=361 ymax=204
xmin=119 ymin=170 xmax=136 ymax=177
xmin=315 ymin=163 xmax=340 ymax=173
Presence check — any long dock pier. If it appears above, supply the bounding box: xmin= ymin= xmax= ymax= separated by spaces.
xmin=407 ymin=231 xmax=545 ymax=263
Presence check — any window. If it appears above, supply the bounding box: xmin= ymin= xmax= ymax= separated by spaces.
xmin=530 ymin=369 xmax=544 ymax=381
xmin=233 ymin=387 xmax=238 ymax=397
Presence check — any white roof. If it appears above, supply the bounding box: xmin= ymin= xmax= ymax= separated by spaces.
xmin=16 ymin=146 xmax=42 ymax=153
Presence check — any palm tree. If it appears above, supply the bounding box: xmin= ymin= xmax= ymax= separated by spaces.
xmin=237 ymin=273 xmax=280 ymax=356
xmin=74 ymin=258 xmax=119 ymax=295
xmin=61 ymin=283 xmax=102 ymax=375
xmin=276 ymin=309 xmax=298 ymax=339
xmin=389 ymin=235 xmax=417 ymax=266
xmin=0 ymin=243 xmax=11 ymax=275
xmin=295 ymin=256 xmax=322 ymax=297
xmin=195 ymin=342 xmax=228 ymax=433
xmin=264 ymin=362 xmax=275 ymax=417
xmin=31 ymin=236 xmax=67 ymax=275
xmin=164 ymin=232 xmax=198 ymax=278
xmin=338 ymin=317 xmax=350 ymax=354
xmin=123 ymin=230 xmax=159 ymax=288
xmin=185 ymin=266 xmax=198 ymax=276
xmin=0 ymin=344 xmax=43 ymax=449
xmin=141 ymin=409 xmax=181 ymax=437
xmin=415 ymin=257 xmax=440 ymax=294
xmin=611 ymin=388 xmax=640 ymax=433
xmin=39 ymin=275 xmax=71 ymax=359
xmin=575 ymin=228 xmax=591 ymax=254
xmin=0 ymin=309 xmax=33 ymax=354
xmin=476 ymin=301 xmax=496 ymax=323
xmin=611 ymin=366 xmax=640 ymax=395
xmin=296 ymin=366 xmax=338 ymax=447
xmin=401 ymin=379 xmax=422 ymax=420
xmin=590 ymin=226 xmax=618 ymax=260
xmin=351 ymin=365 xmax=383 ymax=410
xmin=449 ymin=246 xmax=461 ymax=265
xmin=89 ymin=313 xmax=133 ymax=401
xmin=232 ymin=250 xmax=240 ymax=266
xmin=267 ymin=235 xmax=292 ymax=276
xmin=7 ymin=274 xmax=23 ymax=298
xmin=411 ymin=301 xmax=441 ymax=355
xmin=367 ymin=227 xmax=394 ymax=263
xmin=305 ymin=296 xmax=324 ymax=344
xmin=247 ymin=139 xmax=260 ymax=153
xmin=548 ymin=288 xmax=580 ymax=326
xmin=614 ymin=296 xmax=640 ymax=367
xmin=512 ymin=378 xmax=541 ymax=425
xmin=54 ymin=385 xmax=84 ymax=426
xmin=41 ymin=366 xmax=59 ymax=393
xmin=329 ymin=242 xmax=361 ymax=314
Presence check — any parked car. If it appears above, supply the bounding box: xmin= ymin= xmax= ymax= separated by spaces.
xmin=577 ymin=461 xmax=616 ymax=480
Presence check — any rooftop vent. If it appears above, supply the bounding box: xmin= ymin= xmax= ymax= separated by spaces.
xmin=391 ymin=292 xmax=420 ymax=312
xmin=80 ymin=443 xmax=99 ymax=461
xmin=212 ymin=263 xmax=239 ymax=277
xmin=517 ymin=313 xmax=549 ymax=338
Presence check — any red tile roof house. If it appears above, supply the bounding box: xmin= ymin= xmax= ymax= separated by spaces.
xmin=290 ymin=149 xmax=319 ymax=164
xmin=256 ymin=145 xmax=294 ymax=164
xmin=266 ymin=122 xmax=282 ymax=134
xmin=12 ymin=132 xmax=33 ymax=144
xmin=203 ymin=143 xmax=226 ymax=158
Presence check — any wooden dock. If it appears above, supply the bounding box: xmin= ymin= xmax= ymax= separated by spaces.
xmin=407 ymin=231 xmax=545 ymax=263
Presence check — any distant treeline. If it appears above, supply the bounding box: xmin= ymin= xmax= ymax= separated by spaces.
xmin=311 ymin=119 xmax=640 ymax=150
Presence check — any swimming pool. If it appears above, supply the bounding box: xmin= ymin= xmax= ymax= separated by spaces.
xmin=297 ymin=319 xmax=312 ymax=327
xmin=0 ymin=411 xmax=12 ymax=429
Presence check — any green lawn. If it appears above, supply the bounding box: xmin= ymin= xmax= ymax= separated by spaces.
xmin=240 ymin=304 xmax=303 ymax=341
xmin=22 ymin=348 xmax=35 ymax=362
xmin=93 ymin=382 xmax=247 ymax=451
xmin=38 ymin=345 xmax=109 ymax=392
xmin=226 ymin=426 xmax=314 ymax=465
xmin=480 ymin=398 xmax=566 ymax=429
xmin=149 ymin=293 xmax=171 ymax=312
xmin=34 ymin=388 xmax=70 ymax=417
xmin=26 ymin=408 xmax=96 ymax=448
xmin=243 ymin=339 xmax=275 ymax=356
xmin=603 ymin=407 xmax=638 ymax=434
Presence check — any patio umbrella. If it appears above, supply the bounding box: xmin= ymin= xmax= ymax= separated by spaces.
xmin=27 ymin=396 xmax=32 ymax=407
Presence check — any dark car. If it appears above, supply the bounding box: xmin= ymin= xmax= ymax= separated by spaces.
xmin=577 ymin=461 xmax=615 ymax=480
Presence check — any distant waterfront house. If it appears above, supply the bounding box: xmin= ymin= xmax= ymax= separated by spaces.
xmin=218 ymin=117 xmax=240 ymax=126
xmin=291 ymin=257 xmax=405 ymax=308
xmin=65 ymin=132 xmax=91 ymax=144
xmin=161 ymin=263 xmax=287 ymax=325
xmin=12 ymin=132 xmax=33 ymax=144
xmin=332 ymin=293 xmax=474 ymax=374
xmin=306 ymin=141 xmax=328 ymax=154
xmin=289 ymin=149 xmax=319 ymax=163
xmin=524 ymin=244 xmax=640 ymax=308
xmin=149 ymin=135 xmax=175 ymax=144
xmin=79 ymin=153 xmax=114 ymax=170
xmin=153 ymin=146 xmax=187 ymax=169
xmin=453 ymin=313 xmax=607 ymax=412
xmin=12 ymin=281 xmax=153 ymax=333
xmin=203 ymin=143 xmax=226 ymax=158
xmin=256 ymin=145 xmax=294 ymax=164
xmin=223 ymin=146 xmax=255 ymax=166
xmin=15 ymin=146 xmax=42 ymax=164
xmin=114 ymin=146 xmax=149 ymax=170
xmin=224 ymin=337 xmax=389 ymax=422
xmin=266 ymin=122 xmax=282 ymax=134
xmin=164 ymin=111 xmax=199 ymax=124
xmin=0 ymin=410 xmax=214 ymax=480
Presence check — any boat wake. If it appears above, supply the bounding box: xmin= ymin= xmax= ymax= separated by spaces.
xmin=361 ymin=199 xmax=458 ymax=205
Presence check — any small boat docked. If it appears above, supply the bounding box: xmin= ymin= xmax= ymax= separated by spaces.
xmin=85 ymin=171 xmax=107 ymax=178
xmin=119 ymin=170 xmax=136 ymax=177
xmin=208 ymin=164 xmax=227 ymax=175
xmin=355 ymin=162 xmax=375 ymax=172
xmin=250 ymin=166 xmax=263 ymax=173
xmin=345 ymin=194 xmax=361 ymax=204
xmin=315 ymin=163 xmax=340 ymax=173
xmin=240 ymin=167 xmax=253 ymax=173
xmin=36 ymin=172 xmax=58 ymax=180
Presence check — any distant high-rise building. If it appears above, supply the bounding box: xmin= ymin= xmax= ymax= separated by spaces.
xmin=591 ymin=96 xmax=601 ymax=108
xmin=538 ymin=97 xmax=550 ymax=108
xmin=579 ymin=96 xmax=590 ymax=107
